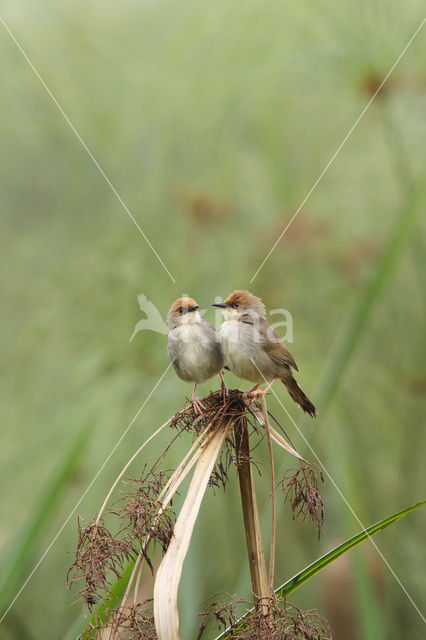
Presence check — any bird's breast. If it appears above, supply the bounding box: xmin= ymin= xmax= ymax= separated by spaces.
xmin=219 ymin=321 xmax=263 ymax=383
xmin=168 ymin=324 xmax=223 ymax=384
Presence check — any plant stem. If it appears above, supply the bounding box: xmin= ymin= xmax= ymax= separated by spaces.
xmin=260 ymin=395 xmax=276 ymax=594
xmin=235 ymin=420 xmax=270 ymax=613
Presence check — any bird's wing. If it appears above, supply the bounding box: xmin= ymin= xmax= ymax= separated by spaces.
xmin=259 ymin=319 xmax=298 ymax=371
xmin=167 ymin=331 xmax=180 ymax=363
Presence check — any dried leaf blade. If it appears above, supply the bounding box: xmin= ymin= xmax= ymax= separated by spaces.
xmin=154 ymin=422 xmax=230 ymax=640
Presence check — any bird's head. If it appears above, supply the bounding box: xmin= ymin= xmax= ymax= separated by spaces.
xmin=212 ymin=290 xmax=266 ymax=322
xmin=167 ymin=297 xmax=201 ymax=329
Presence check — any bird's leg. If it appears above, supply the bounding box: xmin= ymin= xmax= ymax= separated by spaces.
xmin=262 ymin=378 xmax=276 ymax=394
xmin=246 ymin=379 xmax=276 ymax=398
xmin=219 ymin=370 xmax=229 ymax=401
xmin=192 ymin=384 xmax=206 ymax=415
xmin=242 ymin=383 xmax=261 ymax=398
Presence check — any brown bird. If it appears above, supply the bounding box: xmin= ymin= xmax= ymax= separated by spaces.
xmin=167 ymin=297 xmax=226 ymax=414
xmin=212 ymin=290 xmax=317 ymax=417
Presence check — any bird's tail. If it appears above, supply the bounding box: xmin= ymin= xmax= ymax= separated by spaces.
xmin=282 ymin=375 xmax=317 ymax=417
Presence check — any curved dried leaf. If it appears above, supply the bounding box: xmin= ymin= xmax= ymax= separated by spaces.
xmin=154 ymin=423 xmax=230 ymax=640
xmin=246 ymin=403 xmax=305 ymax=461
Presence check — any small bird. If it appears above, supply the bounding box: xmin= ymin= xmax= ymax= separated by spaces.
xmin=167 ymin=297 xmax=226 ymax=414
xmin=212 ymin=290 xmax=317 ymax=417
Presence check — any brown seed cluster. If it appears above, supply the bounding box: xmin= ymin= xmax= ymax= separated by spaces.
xmin=198 ymin=593 xmax=332 ymax=640
xmin=68 ymin=468 xmax=175 ymax=610
xmin=197 ymin=592 xmax=238 ymax=639
xmin=69 ymin=390 xmax=329 ymax=638
xmin=170 ymin=389 xmax=264 ymax=491
xmin=279 ymin=464 xmax=325 ymax=539
xmin=67 ymin=518 xmax=136 ymax=609
xmin=117 ymin=469 xmax=175 ymax=557
xmin=80 ymin=601 xmax=157 ymax=640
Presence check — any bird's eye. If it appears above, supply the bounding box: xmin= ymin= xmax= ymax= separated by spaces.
xmin=233 ymin=302 xmax=240 ymax=308
xmin=178 ymin=308 xmax=183 ymax=313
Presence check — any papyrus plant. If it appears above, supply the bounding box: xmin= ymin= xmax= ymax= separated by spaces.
xmin=68 ymin=389 xmax=425 ymax=639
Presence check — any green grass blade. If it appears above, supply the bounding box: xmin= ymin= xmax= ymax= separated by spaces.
xmin=276 ymin=500 xmax=425 ymax=597
xmin=0 ymin=425 xmax=89 ymax=617
xmin=215 ymin=500 xmax=425 ymax=639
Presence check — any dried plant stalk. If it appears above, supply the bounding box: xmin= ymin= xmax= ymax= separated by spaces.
xmin=260 ymin=395 xmax=276 ymax=594
xmin=70 ymin=389 xmax=329 ymax=639
xmin=118 ymin=422 xmax=216 ymax=619
xmin=235 ymin=420 xmax=270 ymax=613
xmin=154 ymin=420 xmax=232 ymax=640
xmin=131 ymin=422 xmax=215 ymax=603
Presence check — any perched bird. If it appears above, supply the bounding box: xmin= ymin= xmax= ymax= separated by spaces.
xmin=212 ymin=290 xmax=317 ymax=417
xmin=167 ymin=297 xmax=226 ymax=414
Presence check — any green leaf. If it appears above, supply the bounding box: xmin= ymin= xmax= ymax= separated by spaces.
xmin=276 ymin=500 xmax=425 ymax=597
xmin=215 ymin=500 xmax=425 ymax=639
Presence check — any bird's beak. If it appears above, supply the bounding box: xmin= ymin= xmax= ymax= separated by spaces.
xmin=188 ymin=304 xmax=199 ymax=312
xmin=212 ymin=302 xmax=227 ymax=308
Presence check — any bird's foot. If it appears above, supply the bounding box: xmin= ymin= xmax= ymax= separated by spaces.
xmin=243 ymin=388 xmax=268 ymax=399
xmin=192 ymin=396 xmax=206 ymax=415
xmin=242 ymin=383 xmax=261 ymax=399
xmin=243 ymin=380 xmax=276 ymax=399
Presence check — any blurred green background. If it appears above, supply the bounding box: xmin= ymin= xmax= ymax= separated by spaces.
xmin=0 ymin=0 xmax=425 ymax=638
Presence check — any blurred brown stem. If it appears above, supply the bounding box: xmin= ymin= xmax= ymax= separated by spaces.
xmin=235 ymin=420 xmax=270 ymax=613
xmin=260 ymin=395 xmax=276 ymax=594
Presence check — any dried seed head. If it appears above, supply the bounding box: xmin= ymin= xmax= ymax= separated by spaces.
xmin=69 ymin=388 xmax=329 ymax=636
xmin=67 ymin=517 xmax=136 ymax=609
xmin=68 ymin=469 xmax=175 ymax=610
xmin=279 ymin=463 xmax=325 ymax=539
xmin=197 ymin=593 xmax=332 ymax=640
xmin=117 ymin=468 xmax=175 ymax=553
xmin=80 ymin=600 xmax=156 ymax=639
xmin=170 ymin=390 xmax=263 ymax=491
xmin=197 ymin=593 xmax=238 ymax=639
